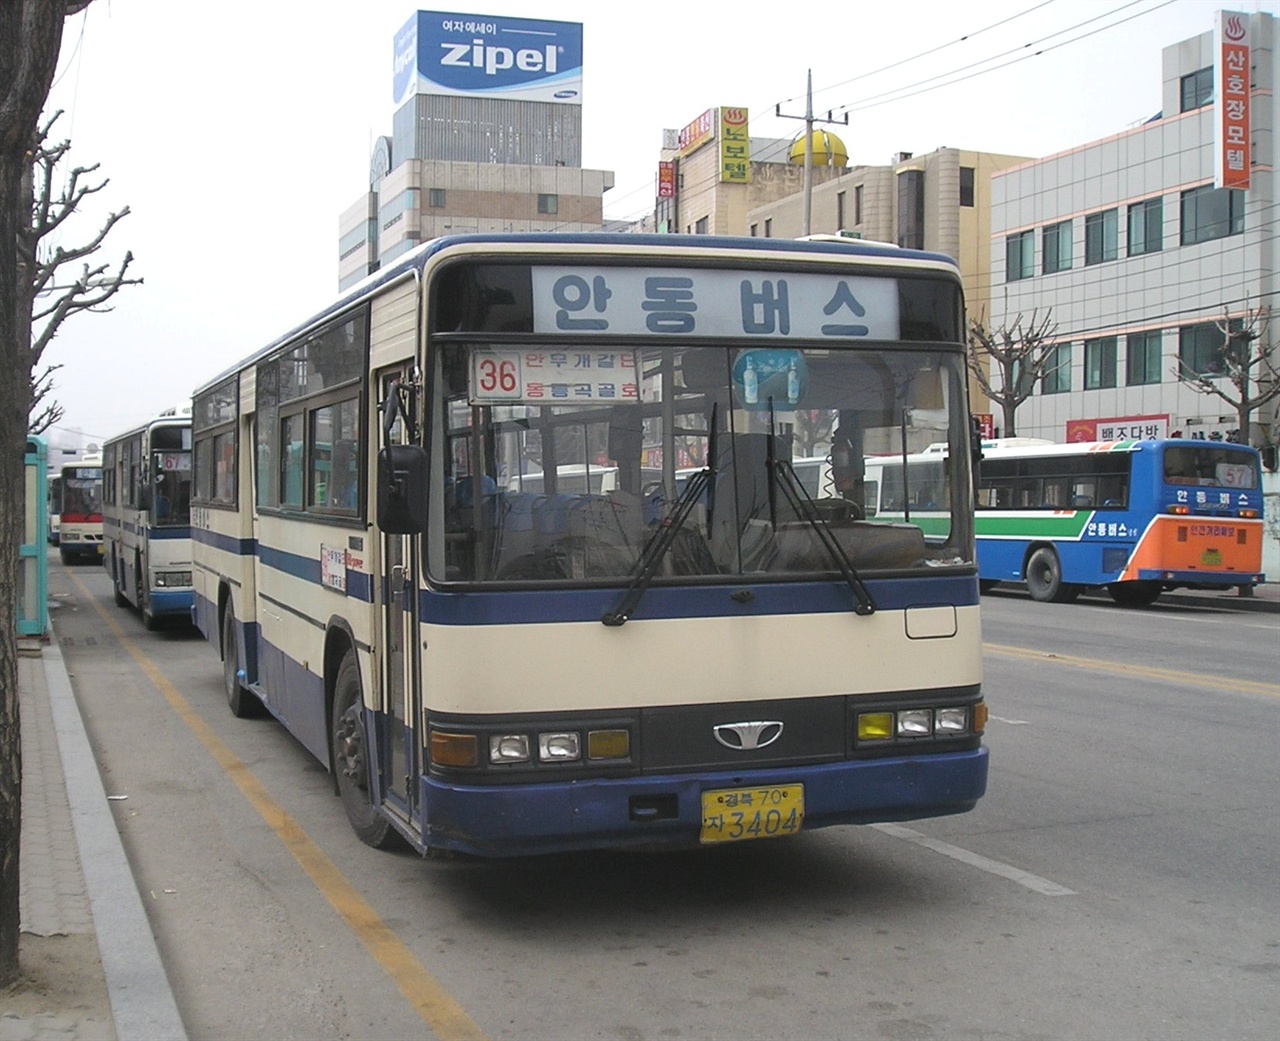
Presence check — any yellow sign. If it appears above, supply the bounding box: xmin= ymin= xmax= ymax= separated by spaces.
xmin=719 ymin=106 xmax=750 ymax=184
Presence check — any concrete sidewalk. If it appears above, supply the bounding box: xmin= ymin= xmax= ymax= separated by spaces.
xmin=5 ymin=635 xmax=186 ymax=1041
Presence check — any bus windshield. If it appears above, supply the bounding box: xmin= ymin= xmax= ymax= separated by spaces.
xmin=429 ymin=342 xmax=974 ymax=583
xmin=61 ymin=469 xmax=102 ymax=516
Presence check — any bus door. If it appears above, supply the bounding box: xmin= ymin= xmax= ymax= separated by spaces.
xmin=376 ymin=367 xmax=419 ymax=817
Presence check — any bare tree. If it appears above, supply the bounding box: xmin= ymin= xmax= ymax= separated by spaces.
xmin=1 ymin=0 xmax=97 ymax=989
xmin=967 ymin=308 xmax=1059 ymax=438
xmin=24 ymin=112 xmax=139 ymax=430
xmin=1174 ymin=303 xmax=1280 ymax=448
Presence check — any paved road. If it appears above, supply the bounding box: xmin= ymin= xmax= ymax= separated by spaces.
xmin=49 ymin=561 xmax=1280 ymax=1040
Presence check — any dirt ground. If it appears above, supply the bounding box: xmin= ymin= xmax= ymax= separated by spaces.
xmin=0 ymin=932 xmax=114 ymax=1039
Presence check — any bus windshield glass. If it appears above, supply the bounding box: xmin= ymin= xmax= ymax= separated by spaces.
xmin=62 ymin=469 xmax=102 ymax=517
xmin=428 ymin=342 xmax=973 ymax=584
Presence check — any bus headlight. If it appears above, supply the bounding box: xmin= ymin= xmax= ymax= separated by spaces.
xmin=897 ymin=709 xmax=933 ymax=737
xmin=935 ymin=707 xmax=969 ymax=734
xmin=489 ymin=734 xmax=530 ymax=763
xmin=857 ymin=712 xmax=895 ymax=741
xmin=538 ymin=732 xmax=581 ymax=762
xmin=155 ymin=571 xmax=192 ymax=587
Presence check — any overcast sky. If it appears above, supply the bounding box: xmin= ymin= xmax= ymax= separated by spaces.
xmin=37 ymin=0 xmax=1273 ymax=451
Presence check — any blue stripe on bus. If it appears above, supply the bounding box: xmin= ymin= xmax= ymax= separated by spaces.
xmin=193 ymin=527 xmax=256 ymax=556
xmin=417 ymin=574 xmax=979 ymax=625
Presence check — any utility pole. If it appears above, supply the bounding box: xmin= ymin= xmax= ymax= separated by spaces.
xmin=776 ymin=70 xmax=849 ymax=236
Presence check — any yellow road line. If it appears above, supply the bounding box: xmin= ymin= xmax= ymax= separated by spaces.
xmin=68 ymin=571 xmax=488 ymax=1041
xmin=985 ymin=642 xmax=1280 ymax=698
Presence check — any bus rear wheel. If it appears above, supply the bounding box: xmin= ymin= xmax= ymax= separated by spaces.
xmin=1026 ymin=547 xmax=1080 ymax=603
xmin=222 ymin=607 xmax=263 ymax=718
xmin=1108 ymin=581 xmax=1162 ymax=607
xmin=331 ymin=651 xmax=398 ymax=850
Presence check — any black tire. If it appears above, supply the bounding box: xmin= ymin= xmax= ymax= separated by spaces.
xmin=1025 ymin=547 xmax=1080 ymax=603
xmin=1108 ymin=581 xmax=1162 ymax=607
xmin=59 ymin=547 xmax=72 ymax=566
xmin=222 ymin=607 xmax=263 ymax=718
xmin=331 ymin=651 xmax=398 ymax=850
xmin=112 ymin=559 xmax=129 ymax=607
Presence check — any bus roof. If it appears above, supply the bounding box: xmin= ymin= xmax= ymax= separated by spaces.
xmin=192 ymin=232 xmax=963 ymax=398
xmin=978 ymin=438 xmax=1261 ymax=461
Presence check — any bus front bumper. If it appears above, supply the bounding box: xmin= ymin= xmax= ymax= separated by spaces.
xmin=421 ymin=747 xmax=988 ymax=858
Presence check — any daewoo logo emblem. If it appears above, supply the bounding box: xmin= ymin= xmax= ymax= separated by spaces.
xmin=713 ymin=721 xmax=784 ymax=751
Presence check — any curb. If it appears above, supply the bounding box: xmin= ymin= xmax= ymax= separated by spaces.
xmin=44 ymin=635 xmax=189 ymax=1041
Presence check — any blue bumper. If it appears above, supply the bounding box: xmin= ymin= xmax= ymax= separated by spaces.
xmin=149 ymin=589 xmax=195 ymax=618
xmin=422 ymin=747 xmax=989 ymax=857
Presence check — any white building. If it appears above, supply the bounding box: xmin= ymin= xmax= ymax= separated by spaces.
xmin=988 ymin=10 xmax=1276 ymax=452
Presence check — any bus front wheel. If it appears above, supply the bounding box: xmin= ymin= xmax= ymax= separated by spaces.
xmin=1108 ymin=581 xmax=1162 ymax=607
xmin=331 ymin=651 xmax=398 ymax=850
xmin=1026 ymin=547 xmax=1080 ymax=603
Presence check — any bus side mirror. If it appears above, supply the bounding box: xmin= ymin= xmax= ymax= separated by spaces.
xmin=377 ymin=445 xmax=428 ymax=534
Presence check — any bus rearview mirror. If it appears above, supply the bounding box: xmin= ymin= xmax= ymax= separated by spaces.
xmin=377 ymin=445 xmax=428 ymax=534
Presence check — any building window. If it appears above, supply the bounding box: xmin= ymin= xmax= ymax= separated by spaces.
xmin=749 ymin=223 xmax=758 ymax=237
xmin=1085 ymin=209 xmax=1118 ymax=265
xmin=854 ymin=184 xmax=864 ymax=225
xmin=1005 ymin=230 xmax=1034 ymax=282
xmin=1127 ymin=196 xmax=1163 ymax=256
xmin=764 ymin=218 xmax=772 ymax=238
xmin=1179 ymin=320 xmax=1245 ymax=378
xmin=1180 ymin=67 xmax=1213 ymax=112
xmin=896 ymin=170 xmax=925 ymax=249
xmin=1041 ymin=343 xmax=1071 ymax=395
xmin=959 ymin=166 xmax=975 ymax=207
xmin=1042 ymin=220 xmax=1072 ymax=274
xmin=1084 ymin=336 xmax=1117 ymax=390
xmin=836 ymin=190 xmax=846 ymax=229
xmin=694 ymin=216 xmax=709 ymax=235
xmin=537 ymin=193 xmax=558 ymax=215
xmin=1126 ymin=330 xmax=1163 ymax=386
xmin=1181 ymin=185 xmax=1244 ymax=245
xmin=428 ymin=188 xmax=446 ymax=208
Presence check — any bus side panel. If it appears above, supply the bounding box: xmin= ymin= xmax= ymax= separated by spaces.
xmin=253 ymin=514 xmax=377 ymax=764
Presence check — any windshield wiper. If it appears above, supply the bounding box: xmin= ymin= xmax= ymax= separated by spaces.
xmin=602 ymin=406 xmax=719 ymax=626
xmin=766 ymin=400 xmax=876 ymax=616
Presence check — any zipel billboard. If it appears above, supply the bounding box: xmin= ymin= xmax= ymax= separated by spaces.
xmin=394 ymin=10 xmax=584 ymax=106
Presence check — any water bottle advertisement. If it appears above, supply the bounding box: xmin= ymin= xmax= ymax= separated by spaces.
xmin=732 ymin=349 xmax=807 ymax=409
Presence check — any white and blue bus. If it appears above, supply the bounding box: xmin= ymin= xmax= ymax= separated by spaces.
xmin=56 ymin=452 xmax=103 ymax=565
xmin=102 ymin=409 xmax=194 ymax=628
xmin=191 ymin=232 xmax=988 ymax=857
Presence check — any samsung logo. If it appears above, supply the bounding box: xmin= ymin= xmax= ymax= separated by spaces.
xmin=554 ymin=89 xmax=578 ymax=99
xmin=440 ymin=40 xmax=558 ymax=76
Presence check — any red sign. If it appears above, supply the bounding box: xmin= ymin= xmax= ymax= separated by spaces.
xmin=678 ymin=108 xmax=715 ymax=156
xmin=974 ymin=413 xmax=995 ymax=439
xmin=1216 ymin=12 xmax=1251 ymax=190
xmin=657 ymin=160 xmax=676 ymax=199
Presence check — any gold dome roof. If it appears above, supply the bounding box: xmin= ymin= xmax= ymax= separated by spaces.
xmin=789 ymin=129 xmax=849 ymax=167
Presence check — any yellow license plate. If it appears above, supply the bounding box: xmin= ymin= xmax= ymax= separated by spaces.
xmin=700 ymin=784 xmax=804 ymax=844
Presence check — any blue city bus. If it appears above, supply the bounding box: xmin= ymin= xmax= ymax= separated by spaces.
xmin=191 ymin=233 xmax=988 ymax=858
xmin=970 ymin=438 xmax=1265 ymax=604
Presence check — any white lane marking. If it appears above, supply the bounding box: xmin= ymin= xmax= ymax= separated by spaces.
xmin=872 ymin=822 xmax=1077 ymax=896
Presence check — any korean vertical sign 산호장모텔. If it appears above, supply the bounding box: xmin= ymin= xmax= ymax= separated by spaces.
xmin=1215 ymin=11 xmax=1251 ymax=190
